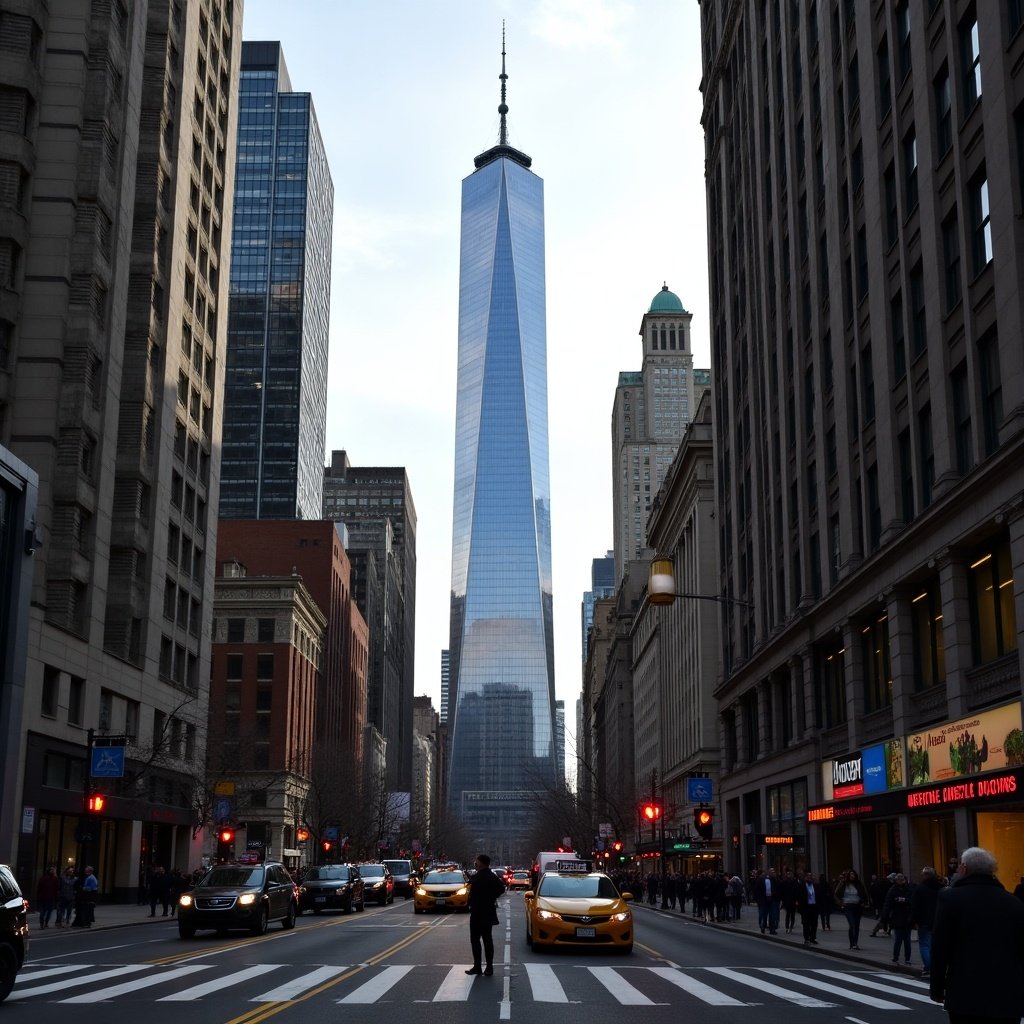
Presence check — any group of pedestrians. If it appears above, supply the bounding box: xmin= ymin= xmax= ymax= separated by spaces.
xmin=35 ymin=864 xmax=98 ymax=928
xmin=143 ymin=865 xmax=189 ymax=917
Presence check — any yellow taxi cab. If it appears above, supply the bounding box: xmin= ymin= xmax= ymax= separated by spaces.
xmin=413 ymin=868 xmax=470 ymax=914
xmin=524 ymin=871 xmax=634 ymax=953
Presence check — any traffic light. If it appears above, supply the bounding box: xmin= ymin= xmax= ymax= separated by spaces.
xmin=640 ymin=802 xmax=662 ymax=823
xmin=321 ymin=839 xmax=335 ymax=861
xmin=694 ymin=807 xmax=715 ymax=840
xmin=296 ymin=827 xmax=310 ymax=844
xmin=216 ymin=826 xmax=235 ymax=862
xmin=86 ymin=793 xmax=106 ymax=814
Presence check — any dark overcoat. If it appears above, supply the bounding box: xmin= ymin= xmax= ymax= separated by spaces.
xmin=467 ymin=867 xmax=505 ymax=923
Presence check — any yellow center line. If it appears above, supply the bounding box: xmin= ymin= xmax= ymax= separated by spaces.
xmin=220 ymin=923 xmax=436 ymax=1024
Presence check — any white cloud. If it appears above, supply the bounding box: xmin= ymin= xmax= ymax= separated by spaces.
xmin=528 ymin=0 xmax=635 ymax=50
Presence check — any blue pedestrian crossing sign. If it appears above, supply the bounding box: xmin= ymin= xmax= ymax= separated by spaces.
xmin=91 ymin=746 xmax=125 ymax=778
xmin=686 ymin=778 xmax=713 ymax=803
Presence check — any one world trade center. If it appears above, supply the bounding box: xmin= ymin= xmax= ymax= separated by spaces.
xmin=447 ymin=43 xmax=556 ymax=863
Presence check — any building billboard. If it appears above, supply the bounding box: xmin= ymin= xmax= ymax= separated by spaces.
xmin=821 ymin=738 xmax=905 ymax=801
xmin=906 ymin=701 xmax=1023 ymax=786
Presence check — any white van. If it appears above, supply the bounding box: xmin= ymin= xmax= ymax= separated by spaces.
xmin=531 ymin=851 xmax=593 ymax=888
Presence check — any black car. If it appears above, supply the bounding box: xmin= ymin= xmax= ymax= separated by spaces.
xmin=0 ymin=865 xmax=28 ymax=1002
xmin=298 ymin=864 xmax=365 ymax=914
xmin=383 ymin=859 xmax=417 ymax=899
xmin=359 ymin=863 xmax=395 ymax=905
xmin=177 ymin=861 xmax=297 ymax=938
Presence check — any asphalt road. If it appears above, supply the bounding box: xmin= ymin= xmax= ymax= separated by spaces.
xmin=8 ymin=895 xmax=944 ymax=1024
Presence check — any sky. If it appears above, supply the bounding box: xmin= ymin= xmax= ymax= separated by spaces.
xmin=239 ymin=0 xmax=710 ymax=760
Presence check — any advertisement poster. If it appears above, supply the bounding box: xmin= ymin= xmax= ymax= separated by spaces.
xmin=821 ymin=739 xmax=905 ymax=801
xmin=906 ymin=701 xmax=1023 ymax=786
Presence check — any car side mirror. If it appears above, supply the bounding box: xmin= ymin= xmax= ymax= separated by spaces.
xmin=621 ymin=892 xmax=634 ymax=901
xmin=524 ymin=890 xmax=535 ymax=899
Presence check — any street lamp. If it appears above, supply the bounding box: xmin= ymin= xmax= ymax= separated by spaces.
xmin=647 ymin=555 xmax=753 ymax=609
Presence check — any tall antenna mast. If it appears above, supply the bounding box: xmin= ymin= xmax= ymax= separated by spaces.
xmin=498 ymin=21 xmax=508 ymax=146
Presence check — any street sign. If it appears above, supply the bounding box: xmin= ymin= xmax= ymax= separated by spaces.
xmin=91 ymin=746 xmax=125 ymax=778
xmin=686 ymin=778 xmax=714 ymax=803
xmin=598 ymin=822 xmax=613 ymax=837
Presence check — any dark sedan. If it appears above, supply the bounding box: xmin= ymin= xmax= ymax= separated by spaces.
xmin=298 ymin=864 xmax=365 ymax=914
xmin=359 ymin=863 xmax=395 ymax=905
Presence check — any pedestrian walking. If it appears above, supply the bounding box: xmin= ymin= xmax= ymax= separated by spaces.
xmin=780 ymin=869 xmax=799 ymax=933
xmin=796 ymin=871 xmax=824 ymax=945
xmin=72 ymin=866 xmax=98 ymax=927
xmin=910 ymin=866 xmax=943 ymax=978
xmin=883 ymin=872 xmax=915 ymax=965
xmin=753 ymin=868 xmax=781 ymax=934
xmin=56 ymin=865 xmax=77 ymax=926
xmin=36 ymin=867 xmax=59 ymax=928
xmin=869 ymin=873 xmax=893 ymax=936
xmin=834 ymin=868 xmax=869 ymax=949
xmin=930 ymin=846 xmax=1024 ymax=1024
xmin=465 ymin=854 xmax=505 ymax=976
xmin=149 ymin=865 xmax=169 ymax=917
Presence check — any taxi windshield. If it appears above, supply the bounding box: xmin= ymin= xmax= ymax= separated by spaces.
xmin=538 ymin=875 xmax=619 ymax=899
xmin=423 ymin=871 xmax=465 ymax=884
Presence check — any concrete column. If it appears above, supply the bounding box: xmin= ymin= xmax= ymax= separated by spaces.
xmin=936 ymin=548 xmax=971 ymax=717
xmin=844 ymin=621 xmax=865 ymax=745
xmin=887 ymin=590 xmax=915 ymax=742
xmin=1007 ymin=505 xmax=1024 ymax=681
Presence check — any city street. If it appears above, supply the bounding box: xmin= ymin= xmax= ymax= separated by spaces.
xmin=8 ymin=894 xmax=943 ymax=1023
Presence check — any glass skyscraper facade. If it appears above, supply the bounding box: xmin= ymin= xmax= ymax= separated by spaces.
xmin=220 ymin=42 xmax=333 ymax=520
xmin=447 ymin=74 xmax=556 ymax=863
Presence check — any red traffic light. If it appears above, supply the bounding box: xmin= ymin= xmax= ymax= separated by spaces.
xmin=641 ymin=802 xmax=662 ymax=822
xmin=86 ymin=794 xmax=105 ymax=814
xmin=296 ymin=828 xmax=310 ymax=843
xmin=218 ymin=828 xmax=235 ymax=844
xmin=321 ymin=839 xmax=333 ymax=853
xmin=612 ymin=840 xmax=624 ymax=852
xmin=693 ymin=807 xmax=715 ymax=839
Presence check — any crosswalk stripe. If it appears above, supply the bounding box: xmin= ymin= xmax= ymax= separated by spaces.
xmin=649 ymin=967 xmax=749 ymax=1005
xmin=338 ymin=965 xmax=414 ymax=1003
xmin=586 ymin=966 xmax=656 ymax=1005
xmin=60 ymin=965 xmax=210 ymax=1003
xmin=524 ymin=963 xmax=568 ymax=1002
xmin=433 ymin=965 xmax=477 ymax=1001
xmin=158 ymin=964 xmax=280 ymax=1001
xmin=706 ymin=967 xmax=836 ymax=1007
xmin=12 ymin=964 xmax=150 ymax=999
xmin=813 ymin=970 xmax=934 ymax=1003
xmin=868 ymin=972 xmax=929 ymax=988
xmin=762 ymin=969 xmax=910 ymax=1009
xmin=16 ymin=965 xmax=88 ymax=983
xmin=254 ymin=965 xmax=349 ymax=1001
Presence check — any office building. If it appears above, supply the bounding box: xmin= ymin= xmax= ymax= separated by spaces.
xmin=219 ymin=41 xmax=333 ymax=521
xmin=581 ymin=550 xmax=615 ymax=663
xmin=447 ymin=48 xmax=556 ymax=863
xmin=702 ymin=3 xmax=1024 ymax=881
xmin=323 ymin=450 xmax=417 ymax=792
xmin=0 ymin=0 xmax=242 ymax=892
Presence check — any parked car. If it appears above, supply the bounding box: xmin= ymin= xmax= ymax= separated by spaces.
xmin=298 ymin=864 xmax=365 ymax=914
xmin=524 ymin=871 xmax=633 ymax=954
xmin=359 ymin=863 xmax=395 ymax=905
xmin=0 ymin=865 xmax=28 ymax=1002
xmin=413 ymin=868 xmax=470 ymax=914
xmin=177 ymin=861 xmax=297 ymax=938
xmin=382 ymin=860 xmax=417 ymax=899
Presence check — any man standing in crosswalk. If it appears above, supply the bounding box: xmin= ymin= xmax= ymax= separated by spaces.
xmin=465 ymin=854 xmax=506 ymax=977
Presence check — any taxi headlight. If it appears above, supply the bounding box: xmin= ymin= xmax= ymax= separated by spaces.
xmin=415 ymin=887 xmax=427 ymax=896
xmin=612 ymin=911 xmax=631 ymax=922
xmin=456 ymin=887 xmax=468 ymax=896
xmin=537 ymin=909 xmax=561 ymax=921
xmin=237 ymin=892 xmax=257 ymax=906
xmin=178 ymin=894 xmax=193 ymax=907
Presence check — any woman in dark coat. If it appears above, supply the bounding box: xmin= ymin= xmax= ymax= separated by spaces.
xmin=930 ymin=847 xmax=1024 ymax=1023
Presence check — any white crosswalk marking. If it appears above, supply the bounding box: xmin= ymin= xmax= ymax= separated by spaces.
xmin=433 ymin=965 xmax=477 ymax=1001
xmin=649 ymin=966 xmax=749 ymax=1005
xmin=337 ymin=964 xmax=414 ymax=1003
xmin=586 ymin=966 xmax=657 ymax=1005
xmin=254 ymin=965 xmax=350 ymax=1001
xmin=15 ymin=965 xmax=88 ymax=983
xmin=12 ymin=964 xmax=150 ymax=999
xmin=61 ymin=965 xmax=210 ymax=1003
xmin=524 ymin=963 xmax=568 ymax=1002
xmin=158 ymin=964 xmax=281 ymax=1001
xmin=813 ymin=970 xmax=935 ymax=1003
xmin=706 ymin=967 xmax=836 ymax=1007
xmin=761 ymin=969 xmax=910 ymax=1010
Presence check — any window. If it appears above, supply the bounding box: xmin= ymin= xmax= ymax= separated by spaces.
xmin=897 ymin=0 xmax=912 ymax=81
xmin=877 ymin=35 xmax=892 ymax=119
xmin=68 ymin=676 xmax=84 ymax=726
xmin=919 ymin=404 xmax=934 ymax=508
xmin=903 ymin=129 xmax=918 ymax=212
xmin=960 ymin=10 xmax=981 ymax=109
xmin=884 ymin=164 xmax=898 ymax=246
xmin=969 ymin=540 xmax=1018 ymax=664
xmin=935 ymin=70 xmax=952 ymax=156
xmin=225 ymin=653 xmax=243 ymax=680
xmin=942 ymin=211 xmax=961 ymax=312
xmin=855 ymin=226 xmax=868 ymax=302
xmin=899 ymin=428 xmax=915 ymax=523
xmin=860 ymin=342 xmax=875 ymax=423
xmin=862 ymin=614 xmax=892 ymax=712
xmin=257 ymin=617 xmax=274 ymax=643
xmin=256 ymin=653 xmax=274 ymax=680
xmin=951 ymin=362 xmax=972 ymax=474
xmin=910 ymin=263 xmax=926 ymax=357
xmin=970 ymin=174 xmax=992 ymax=272
xmin=979 ymin=333 xmax=1003 ymax=455
xmin=891 ymin=291 xmax=906 ymax=381
xmin=818 ymin=640 xmax=847 ymax=728
xmin=912 ymin=580 xmax=946 ymax=690
xmin=42 ymin=666 xmax=59 ymax=718
xmin=226 ymin=617 xmax=244 ymax=643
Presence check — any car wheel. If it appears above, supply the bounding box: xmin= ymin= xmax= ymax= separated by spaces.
xmin=281 ymin=902 xmax=296 ymax=930
xmin=177 ymin=922 xmax=196 ymax=940
xmin=414 ymin=907 xmax=423 ymax=914
xmin=525 ymin=926 xmax=534 ymax=950
xmin=388 ymin=892 xmax=394 ymax=905
xmin=251 ymin=906 xmax=269 ymax=936
xmin=0 ymin=944 xmax=20 ymax=1003
xmin=618 ymin=943 xmax=634 ymax=955
xmin=342 ymin=898 xmax=352 ymax=914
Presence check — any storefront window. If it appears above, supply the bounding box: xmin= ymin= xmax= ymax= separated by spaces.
xmin=976 ymin=811 xmax=1024 ymax=890
xmin=912 ymin=579 xmax=946 ymax=690
xmin=817 ymin=639 xmax=847 ymax=727
xmin=862 ymin=612 xmax=892 ymax=711
xmin=969 ymin=539 xmax=1018 ymax=665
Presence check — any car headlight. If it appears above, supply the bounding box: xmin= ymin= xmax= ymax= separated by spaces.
xmin=456 ymin=887 xmax=468 ymax=896
xmin=415 ymin=887 xmax=427 ymax=896
xmin=537 ymin=909 xmax=561 ymax=921
xmin=612 ymin=911 xmax=631 ymax=922
xmin=237 ymin=893 xmax=257 ymax=906
xmin=298 ymin=886 xmax=307 ymax=895
xmin=370 ymin=881 xmax=382 ymax=889
xmin=178 ymin=894 xmax=193 ymax=907
xmin=336 ymin=888 xmax=348 ymax=896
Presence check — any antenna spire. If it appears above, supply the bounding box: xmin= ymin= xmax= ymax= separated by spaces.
xmin=498 ymin=21 xmax=508 ymax=146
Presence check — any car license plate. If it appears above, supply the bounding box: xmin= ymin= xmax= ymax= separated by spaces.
xmin=435 ymin=898 xmax=446 ymax=905
xmin=315 ymin=896 xmax=326 ymax=903
xmin=575 ymin=926 xmax=596 ymax=938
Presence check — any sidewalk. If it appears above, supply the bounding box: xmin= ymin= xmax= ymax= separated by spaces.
xmin=635 ymin=899 xmax=926 ymax=977
xmin=32 ymin=903 xmax=178 ymax=937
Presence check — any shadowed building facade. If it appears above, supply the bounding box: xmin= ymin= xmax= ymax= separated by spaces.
xmin=447 ymin=48 xmax=555 ymax=864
